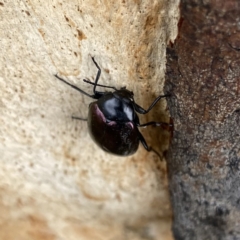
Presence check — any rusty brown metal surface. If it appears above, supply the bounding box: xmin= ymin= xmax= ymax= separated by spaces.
xmin=165 ymin=1 xmax=240 ymax=239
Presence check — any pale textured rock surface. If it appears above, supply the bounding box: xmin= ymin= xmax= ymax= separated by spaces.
xmin=0 ymin=0 xmax=179 ymax=239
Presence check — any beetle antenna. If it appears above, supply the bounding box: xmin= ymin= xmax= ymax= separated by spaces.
xmin=91 ymin=57 xmax=101 ymax=94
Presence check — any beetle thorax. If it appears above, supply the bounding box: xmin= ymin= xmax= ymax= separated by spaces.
xmin=97 ymin=90 xmax=136 ymax=123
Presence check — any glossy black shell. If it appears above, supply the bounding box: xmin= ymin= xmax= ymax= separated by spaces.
xmin=88 ymin=90 xmax=140 ymax=156
xmin=55 ymin=57 xmax=170 ymax=158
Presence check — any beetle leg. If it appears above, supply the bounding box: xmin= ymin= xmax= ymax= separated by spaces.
xmin=137 ymin=130 xmax=162 ymax=160
xmin=133 ymin=94 xmax=170 ymax=114
xmin=72 ymin=116 xmax=87 ymax=121
xmin=54 ymin=74 xmax=99 ymax=99
xmin=138 ymin=121 xmax=172 ymax=128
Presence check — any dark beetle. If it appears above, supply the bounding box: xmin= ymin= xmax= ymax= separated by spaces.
xmin=55 ymin=57 xmax=170 ymax=157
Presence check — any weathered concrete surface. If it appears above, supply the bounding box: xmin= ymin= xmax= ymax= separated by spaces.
xmin=0 ymin=0 xmax=179 ymax=239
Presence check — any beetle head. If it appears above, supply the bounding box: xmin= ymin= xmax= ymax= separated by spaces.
xmin=114 ymin=88 xmax=134 ymax=102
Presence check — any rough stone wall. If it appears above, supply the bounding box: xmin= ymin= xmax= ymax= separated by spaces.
xmin=0 ymin=0 xmax=179 ymax=239
xmin=165 ymin=1 xmax=240 ymax=239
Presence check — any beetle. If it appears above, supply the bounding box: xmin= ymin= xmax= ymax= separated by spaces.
xmin=55 ymin=57 xmax=170 ymax=157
